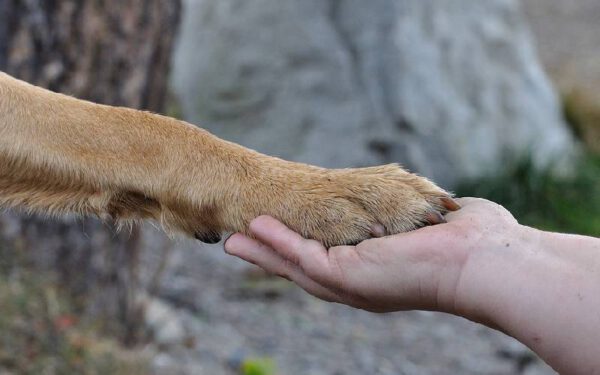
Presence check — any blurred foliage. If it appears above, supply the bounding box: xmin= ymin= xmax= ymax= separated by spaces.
xmin=458 ymin=90 xmax=600 ymax=237
xmin=457 ymin=154 xmax=600 ymax=236
xmin=0 ymin=245 xmax=149 ymax=375
xmin=563 ymin=91 xmax=600 ymax=153
xmin=241 ymin=357 xmax=277 ymax=375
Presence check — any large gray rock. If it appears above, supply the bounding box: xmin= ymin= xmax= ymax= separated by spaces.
xmin=172 ymin=0 xmax=575 ymax=188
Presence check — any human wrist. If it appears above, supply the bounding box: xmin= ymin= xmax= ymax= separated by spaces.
xmin=449 ymin=222 xmax=542 ymax=328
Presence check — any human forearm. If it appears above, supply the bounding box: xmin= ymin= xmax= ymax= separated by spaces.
xmin=457 ymin=226 xmax=600 ymax=374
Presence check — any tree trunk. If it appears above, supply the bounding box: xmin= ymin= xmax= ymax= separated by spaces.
xmin=0 ymin=0 xmax=181 ymax=345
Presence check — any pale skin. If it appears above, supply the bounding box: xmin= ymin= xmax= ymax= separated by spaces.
xmin=225 ymin=198 xmax=600 ymax=375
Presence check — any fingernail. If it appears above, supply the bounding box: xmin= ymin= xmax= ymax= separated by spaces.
xmin=223 ymin=232 xmax=235 ymax=245
xmin=223 ymin=234 xmax=241 ymax=254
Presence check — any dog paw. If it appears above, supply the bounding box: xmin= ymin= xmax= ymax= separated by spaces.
xmin=238 ymin=163 xmax=458 ymax=247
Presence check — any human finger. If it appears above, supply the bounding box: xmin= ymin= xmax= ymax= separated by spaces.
xmin=225 ymin=233 xmax=343 ymax=302
xmin=248 ymin=216 xmax=334 ymax=283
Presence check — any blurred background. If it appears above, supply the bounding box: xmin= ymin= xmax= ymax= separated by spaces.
xmin=0 ymin=0 xmax=598 ymax=374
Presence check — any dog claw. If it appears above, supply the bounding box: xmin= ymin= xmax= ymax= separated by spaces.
xmin=370 ymin=223 xmax=386 ymax=238
xmin=441 ymin=197 xmax=461 ymax=211
xmin=425 ymin=211 xmax=446 ymax=225
xmin=194 ymin=231 xmax=222 ymax=244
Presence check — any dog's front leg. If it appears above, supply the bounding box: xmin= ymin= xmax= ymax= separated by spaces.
xmin=0 ymin=72 xmax=456 ymax=247
xmin=0 ymin=72 xmax=258 ymax=240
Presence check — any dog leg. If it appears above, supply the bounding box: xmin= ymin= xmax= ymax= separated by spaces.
xmin=0 ymin=72 xmax=455 ymax=247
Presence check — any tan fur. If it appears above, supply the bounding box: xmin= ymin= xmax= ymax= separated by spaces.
xmin=0 ymin=72 xmax=451 ymax=247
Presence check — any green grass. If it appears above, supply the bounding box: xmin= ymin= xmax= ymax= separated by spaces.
xmin=456 ymin=154 xmax=600 ymax=236
xmin=241 ymin=357 xmax=277 ymax=375
xmin=458 ymin=88 xmax=600 ymax=237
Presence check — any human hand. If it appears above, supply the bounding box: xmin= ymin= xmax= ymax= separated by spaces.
xmin=226 ymin=198 xmax=600 ymax=373
xmin=224 ymin=197 xmax=521 ymax=314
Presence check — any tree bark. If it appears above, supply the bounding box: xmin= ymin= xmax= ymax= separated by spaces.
xmin=0 ymin=0 xmax=181 ymax=345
